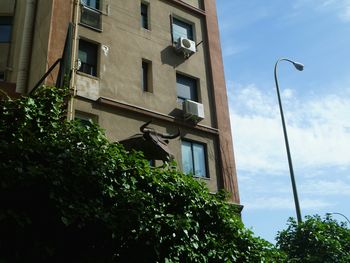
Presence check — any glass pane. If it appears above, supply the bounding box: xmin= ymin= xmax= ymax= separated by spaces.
xmin=173 ymin=18 xmax=193 ymax=41
xmin=142 ymin=62 xmax=148 ymax=91
xmin=176 ymin=74 xmax=197 ymax=101
xmin=193 ymin=143 xmax=206 ymax=177
xmin=78 ymin=40 xmax=97 ymax=76
xmin=0 ymin=25 xmax=11 ymax=43
xmin=84 ymin=0 xmax=99 ymax=9
xmin=81 ymin=6 xmax=101 ymax=30
xmin=141 ymin=3 xmax=148 ymax=29
xmin=78 ymin=49 xmax=87 ymax=63
xmin=181 ymin=141 xmax=193 ymax=174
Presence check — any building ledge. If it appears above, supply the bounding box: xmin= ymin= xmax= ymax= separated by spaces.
xmin=165 ymin=0 xmax=206 ymax=16
xmin=96 ymin=96 xmax=219 ymax=135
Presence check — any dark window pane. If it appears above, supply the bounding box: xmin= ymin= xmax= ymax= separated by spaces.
xmin=81 ymin=6 xmax=102 ymax=30
xmin=0 ymin=17 xmax=12 ymax=43
xmin=78 ymin=39 xmax=98 ymax=76
xmin=141 ymin=3 xmax=148 ymax=29
xmin=142 ymin=61 xmax=148 ymax=91
xmin=173 ymin=17 xmax=193 ymax=42
xmin=82 ymin=0 xmax=100 ymax=9
xmin=176 ymin=74 xmax=197 ymax=102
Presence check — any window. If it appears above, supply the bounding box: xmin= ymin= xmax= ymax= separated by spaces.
xmin=75 ymin=111 xmax=97 ymax=126
xmin=0 ymin=16 xmax=12 ymax=43
xmin=80 ymin=0 xmax=102 ymax=30
xmin=172 ymin=17 xmax=193 ymax=42
xmin=176 ymin=74 xmax=198 ymax=102
xmin=81 ymin=0 xmax=100 ymax=9
xmin=149 ymin=159 xmax=155 ymax=166
xmin=78 ymin=39 xmax=98 ymax=77
xmin=141 ymin=3 xmax=149 ymax=29
xmin=181 ymin=140 xmax=207 ymax=177
xmin=0 ymin=72 xmax=5 ymax=81
xmin=142 ymin=60 xmax=152 ymax=92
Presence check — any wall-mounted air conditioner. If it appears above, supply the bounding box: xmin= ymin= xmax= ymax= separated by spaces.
xmin=176 ymin=37 xmax=196 ymax=56
xmin=183 ymin=99 xmax=204 ymax=122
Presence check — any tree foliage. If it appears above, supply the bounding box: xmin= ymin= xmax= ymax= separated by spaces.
xmin=0 ymin=86 xmax=283 ymax=262
xmin=276 ymin=215 xmax=350 ymax=263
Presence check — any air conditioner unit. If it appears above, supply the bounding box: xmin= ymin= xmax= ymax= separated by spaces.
xmin=183 ymin=100 xmax=204 ymax=121
xmin=176 ymin=37 xmax=196 ymax=56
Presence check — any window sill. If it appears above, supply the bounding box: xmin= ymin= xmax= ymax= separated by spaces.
xmin=79 ymin=22 xmax=103 ymax=32
xmin=76 ymin=71 xmax=100 ymax=80
xmin=193 ymin=175 xmax=210 ymax=180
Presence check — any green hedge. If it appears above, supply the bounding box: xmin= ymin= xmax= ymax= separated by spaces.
xmin=0 ymin=86 xmax=283 ymax=262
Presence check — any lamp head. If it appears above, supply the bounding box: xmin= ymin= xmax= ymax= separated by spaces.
xmin=293 ymin=62 xmax=304 ymax=71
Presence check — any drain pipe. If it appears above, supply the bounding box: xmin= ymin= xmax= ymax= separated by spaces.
xmin=67 ymin=0 xmax=80 ymax=121
xmin=16 ymin=0 xmax=37 ymax=94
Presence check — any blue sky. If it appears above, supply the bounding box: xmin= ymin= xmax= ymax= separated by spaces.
xmin=217 ymin=0 xmax=350 ymax=243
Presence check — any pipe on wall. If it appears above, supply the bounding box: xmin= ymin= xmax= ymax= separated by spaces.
xmin=67 ymin=0 xmax=80 ymax=120
xmin=16 ymin=0 xmax=37 ymax=94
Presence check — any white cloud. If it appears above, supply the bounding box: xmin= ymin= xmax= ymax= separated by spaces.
xmin=301 ymin=180 xmax=350 ymax=196
xmin=339 ymin=4 xmax=350 ymax=22
xmin=291 ymin=0 xmax=350 ymax=22
xmin=229 ymin=83 xmax=350 ymax=212
xmin=221 ymin=43 xmax=248 ymax=57
xmin=229 ymin=84 xmax=350 ymax=174
xmin=281 ymin=88 xmax=294 ymax=99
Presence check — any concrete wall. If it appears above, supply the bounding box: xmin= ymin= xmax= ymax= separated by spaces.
xmin=0 ymin=0 xmax=239 ymax=200
xmin=74 ymin=0 xmax=224 ymax=192
xmin=1 ymin=0 xmax=71 ymax=92
xmin=177 ymin=0 xmax=203 ymax=10
xmin=27 ymin=0 xmax=55 ymax=90
xmin=0 ymin=0 xmax=15 ymax=14
xmin=76 ymin=0 xmax=214 ymax=127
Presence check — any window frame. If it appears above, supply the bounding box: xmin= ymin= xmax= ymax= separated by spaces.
xmin=142 ymin=59 xmax=153 ymax=92
xmin=78 ymin=38 xmax=99 ymax=77
xmin=172 ymin=16 xmax=194 ymax=43
xmin=0 ymin=71 xmax=5 ymax=82
xmin=176 ymin=73 xmax=198 ymax=103
xmin=81 ymin=0 xmax=101 ymax=10
xmin=75 ymin=111 xmax=98 ymax=126
xmin=0 ymin=16 xmax=12 ymax=43
xmin=181 ymin=139 xmax=208 ymax=178
xmin=140 ymin=2 xmax=149 ymax=30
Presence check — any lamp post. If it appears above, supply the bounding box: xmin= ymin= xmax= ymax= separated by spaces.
xmin=326 ymin=212 xmax=350 ymax=225
xmin=274 ymin=58 xmax=304 ymax=223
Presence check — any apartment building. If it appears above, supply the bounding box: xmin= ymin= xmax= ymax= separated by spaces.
xmin=0 ymin=0 xmax=240 ymax=204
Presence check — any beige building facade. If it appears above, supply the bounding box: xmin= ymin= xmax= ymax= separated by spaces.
xmin=0 ymin=0 xmax=240 ymax=204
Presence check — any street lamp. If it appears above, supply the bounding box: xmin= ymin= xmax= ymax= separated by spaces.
xmin=274 ymin=58 xmax=304 ymax=223
xmin=326 ymin=212 xmax=350 ymax=225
